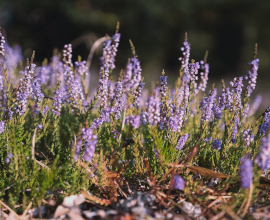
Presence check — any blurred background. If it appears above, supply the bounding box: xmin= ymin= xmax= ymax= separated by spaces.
xmin=0 ymin=0 xmax=270 ymax=108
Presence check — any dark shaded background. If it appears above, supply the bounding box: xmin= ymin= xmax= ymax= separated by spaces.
xmin=0 ymin=0 xmax=270 ymax=97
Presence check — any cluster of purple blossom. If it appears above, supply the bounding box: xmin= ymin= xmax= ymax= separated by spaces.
xmin=52 ymin=87 xmax=64 ymax=116
xmin=0 ymin=30 xmax=5 ymax=57
xmin=239 ymin=156 xmax=253 ymax=189
xmin=176 ymin=133 xmax=189 ymax=150
xmin=211 ymin=139 xmax=221 ymax=150
xmin=246 ymin=58 xmax=259 ymax=97
xmin=81 ymin=128 xmax=98 ymax=162
xmin=198 ymin=60 xmax=209 ymax=92
xmin=254 ymin=133 xmax=270 ymax=172
xmin=173 ymin=175 xmax=185 ymax=190
xmin=0 ymin=121 xmax=5 ymax=134
xmin=179 ymin=40 xmax=190 ymax=83
xmin=126 ymin=115 xmax=141 ymax=129
xmin=2 ymin=26 xmax=270 ymax=195
xmin=111 ymin=80 xmax=124 ymax=120
xmin=5 ymin=153 xmax=13 ymax=164
xmin=15 ymin=64 xmax=40 ymax=115
xmin=200 ymin=88 xmax=217 ymax=123
xmin=101 ymin=33 xmax=121 ymax=70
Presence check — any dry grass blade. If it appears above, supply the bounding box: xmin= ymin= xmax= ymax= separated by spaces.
xmin=80 ymin=190 xmax=111 ymax=206
xmin=114 ymin=180 xmax=127 ymax=198
xmin=22 ymin=201 xmax=32 ymax=217
xmin=0 ymin=200 xmax=19 ymax=218
xmin=32 ymin=128 xmax=37 ymax=160
xmin=224 ymin=206 xmax=242 ymax=220
xmin=258 ymin=176 xmax=270 ymax=188
xmin=186 ymin=166 xmax=230 ymax=179
xmin=1 ymin=210 xmax=8 ymax=218
xmin=242 ymin=183 xmax=253 ymax=216
xmin=209 ymin=211 xmax=226 ymax=220
xmin=35 ymin=160 xmax=50 ymax=170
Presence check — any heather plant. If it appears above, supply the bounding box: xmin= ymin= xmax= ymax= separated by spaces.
xmin=1 ymin=25 xmax=270 ymax=218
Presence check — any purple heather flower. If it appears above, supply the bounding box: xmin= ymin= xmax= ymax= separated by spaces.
xmin=101 ymin=32 xmax=121 ymax=70
xmin=212 ymin=139 xmax=221 ymax=150
xmin=239 ymin=157 xmax=253 ymax=189
xmin=32 ymin=76 xmax=44 ymax=103
xmin=126 ymin=115 xmax=141 ymax=129
xmin=123 ymin=61 xmax=133 ymax=93
xmin=212 ymin=104 xmax=222 ymax=120
xmin=37 ymin=65 xmax=51 ymax=85
xmin=16 ymin=64 xmax=35 ymax=115
xmin=218 ymin=86 xmax=226 ymax=110
xmin=100 ymin=107 xmax=112 ymax=123
xmin=173 ymin=175 xmax=185 ymax=190
xmin=259 ymin=122 xmax=270 ymax=136
xmin=131 ymin=57 xmax=142 ymax=89
xmin=242 ymin=129 xmax=254 ymax=147
xmin=231 ymin=117 xmax=239 ymax=143
xmin=255 ymin=133 xmax=270 ymax=171
xmin=241 ymin=103 xmax=250 ymax=121
xmin=122 ymin=56 xmax=143 ymax=93
xmin=97 ymin=61 xmax=109 ymax=109
xmin=205 ymin=137 xmax=211 ymax=142
xmin=52 ymin=87 xmax=64 ymax=116
xmin=188 ymin=62 xmax=200 ymax=82
xmin=89 ymin=107 xmax=112 ymax=130
xmin=133 ymin=81 xmax=145 ymax=108
xmin=108 ymin=80 xmax=115 ymax=101
xmin=154 ymin=148 xmax=159 ymax=159
xmin=82 ymin=128 xmax=98 ymax=162
xmin=75 ymin=61 xmax=88 ymax=75
xmin=264 ymin=106 xmax=270 ymax=123
xmin=43 ymin=106 xmax=49 ymax=114
xmin=246 ymin=59 xmax=259 ymax=97
xmin=36 ymin=124 xmax=43 ymax=130
xmin=198 ymin=61 xmax=209 ymax=92
xmin=63 ymin=44 xmax=73 ymax=68
xmin=160 ymin=75 xmax=168 ymax=98
xmin=146 ymin=89 xmax=161 ymax=126
xmin=230 ymin=77 xmax=243 ymax=110
xmin=176 ymin=133 xmax=189 ymax=150
xmin=5 ymin=152 xmax=13 ymax=164
xmin=201 ymin=88 xmax=217 ymax=123
xmin=169 ymin=107 xmax=186 ymax=132
xmin=177 ymin=84 xmax=190 ymax=109
xmin=50 ymin=55 xmax=64 ymax=87
xmin=111 ymin=130 xmax=120 ymax=139
xmin=74 ymin=139 xmax=82 ymax=160
xmin=0 ymin=121 xmax=5 ymax=134
xmin=140 ymin=110 xmax=148 ymax=125
xmin=112 ymin=81 xmax=123 ymax=102
xmin=179 ymin=40 xmax=191 ymax=83
xmin=159 ymin=75 xmax=172 ymax=130
xmin=0 ymin=30 xmax=5 ymax=57
xmin=8 ymin=109 xmax=13 ymax=120
xmin=225 ymin=87 xmax=233 ymax=110
xmin=70 ymin=75 xmax=84 ymax=108
xmin=112 ymin=81 xmax=124 ymax=120
xmin=0 ymin=75 xmax=3 ymax=92
xmin=3 ymin=43 xmax=23 ymax=82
